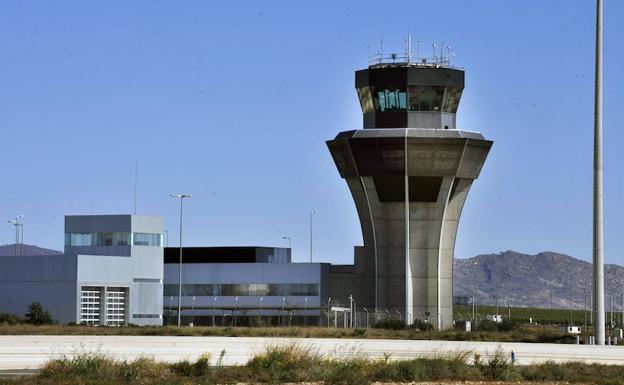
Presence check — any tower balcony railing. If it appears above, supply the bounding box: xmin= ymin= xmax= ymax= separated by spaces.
xmin=368 ymin=53 xmax=458 ymax=69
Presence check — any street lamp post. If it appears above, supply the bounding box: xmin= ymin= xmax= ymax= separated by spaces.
xmin=169 ymin=296 xmax=174 ymax=323
xmin=309 ymin=210 xmax=319 ymax=263
xmin=259 ymin=296 xmax=264 ymax=326
xmin=234 ymin=296 xmax=239 ymax=327
xmin=191 ymin=296 xmax=196 ymax=327
xmin=170 ymin=193 xmax=192 ymax=327
xmin=327 ymin=297 xmax=332 ymax=328
xmin=282 ymin=236 xmax=292 ymax=262
xmin=282 ymin=297 xmax=286 ymax=327
xmin=348 ymin=295 xmax=354 ymax=328
xmin=8 ymin=215 xmax=24 ymax=256
xmin=592 ymin=0 xmax=606 ymax=346
xmin=213 ymin=296 xmax=217 ymax=327
xmin=304 ymin=296 xmax=308 ymax=327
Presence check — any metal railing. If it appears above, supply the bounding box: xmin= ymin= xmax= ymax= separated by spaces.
xmin=367 ymin=53 xmax=454 ymax=68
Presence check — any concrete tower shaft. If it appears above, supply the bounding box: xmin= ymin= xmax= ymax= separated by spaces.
xmin=327 ymin=62 xmax=491 ymax=330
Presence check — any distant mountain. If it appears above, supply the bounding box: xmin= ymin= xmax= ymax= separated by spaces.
xmin=0 ymin=244 xmax=62 ymax=256
xmin=454 ymin=250 xmax=624 ymax=309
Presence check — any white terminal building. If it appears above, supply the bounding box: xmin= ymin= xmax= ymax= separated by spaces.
xmin=0 ymin=215 xmax=329 ymax=327
xmin=0 ymin=215 xmax=164 ymax=326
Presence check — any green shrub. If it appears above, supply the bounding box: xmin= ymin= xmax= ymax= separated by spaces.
xmin=422 ymin=357 xmax=468 ymax=380
xmin=498 ymin=318 xmax=520 ymax=331
xmin=248 ymin=345 xmax=318 ymax=382
xmin=474 ymin=319 xmax=498 ymax=331
xmin=24 ymin=302 xmax=55 ymax=325
xmin=170 ymin=353 xmax=211 ymax=377
xmin=372 ymin=359 xmax=425 ymax=382
xmin=29 ymin=348 xmax=624 ymax=385
xmin=372 ymin=318 xmax=405 ymax=330
xmin=520 ymin=360 xmax=565 ymax=381
xmin=323 ymin=359 xmax=370 ymax=385
xmin=475 ymin=352 xmax=519 ymax=381
xmin=0 ymin=312 xmax=21 ymax=325
xmin=411 ymin=318 xmax=434 ymax=331
xmin=170 ymin=360 xmax=193 ymax=376
xmin=40 ymin=354 xmax=114 ymax=379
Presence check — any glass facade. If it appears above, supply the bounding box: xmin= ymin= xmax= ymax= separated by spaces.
xmin=408 ymin=86 xmax=444 ymax=111
xmin=442 ymin=87 xmax=462 ymax=113
xmin=373 ymin=87 xmax=407 ymax=112
xmin=65 ymin=232 xmax=162 ymax=247
xmin=164 ymin=283 xmax=320 ymax=297
xmin=359 ymin=86 xmax=462 ymax=113
xmin=133 ymin=233 xmax=162 ymax=246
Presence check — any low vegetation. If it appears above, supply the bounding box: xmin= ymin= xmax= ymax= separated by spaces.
xmin=0 ymin=302 xmax=55 ymax=326
xmin=0 ymin=303 xmax=604 ymax=344
xmin=454 ymin=304 xmax=592 ymax=326
xmin=23 ymin=302 xmax=55 ymax=325
xmin=2 ymin=345 xmax=624 ymax=385
xmin=0 ymin=323 xmax=579 ymax=343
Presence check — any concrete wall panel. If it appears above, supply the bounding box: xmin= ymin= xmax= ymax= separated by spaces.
xmin=327 ymin=128 xmax=491 ymax=329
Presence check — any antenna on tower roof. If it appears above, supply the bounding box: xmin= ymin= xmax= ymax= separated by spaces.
xmin=405 ymin=33 xmax=413 ymax=64
xmin=417 ymin=40 xmax=421 ymax=62
xmin=366 ymin=37 xmax=458 ymax=69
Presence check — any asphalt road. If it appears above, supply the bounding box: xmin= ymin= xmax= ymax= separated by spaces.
xmin=1 ymin=335 xmax=623 ymax=370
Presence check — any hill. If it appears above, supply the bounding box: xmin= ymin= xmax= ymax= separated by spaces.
xmin=454 ymin=250 xmax=624 ymax=309
xmin=0 ymin=243 xmax=63 ymax=257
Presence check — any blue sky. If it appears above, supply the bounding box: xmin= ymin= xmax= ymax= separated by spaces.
xmin=1 ymin=0 xmax=623 ymax=264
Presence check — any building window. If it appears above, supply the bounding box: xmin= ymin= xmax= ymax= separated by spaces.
xmin=408 ymin=86 xmax=444 ymax=111
xmin=65 ymin=232 xmax=162 ymax=247
xmin=66 ymin=233 xmax=93 ymax=247
xmin=442 ymin=87 xmax=462 ymax=113
xmin=80 ymin=286 xmax=101 ymax=325
xmin=373 ymin=87 xmax=407 ymax=112
xmin=164 ymin=283 xmax=319 ymax=297
xmin=106 ymin=288 xmax=126 ymax=326
xmin=113 ymin=232 xmax=130 ymax=246
xmin=133 ymin=314 xmax=162 ymax=319
xmin=133 ymin=233 xmax=162 ymax=247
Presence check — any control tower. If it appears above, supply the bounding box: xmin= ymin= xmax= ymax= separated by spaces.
xmin=327 ymin=40 xmax=492 ymax=329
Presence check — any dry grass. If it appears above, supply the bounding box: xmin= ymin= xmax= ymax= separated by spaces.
xmin=0 ymin=345 xmax=620 ymax=385
xmin=0 ymin=323 xmax=576 ymax=343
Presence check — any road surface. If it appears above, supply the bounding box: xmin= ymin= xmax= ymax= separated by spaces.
xmin=1 ymin=335 xmax=623 ymax=370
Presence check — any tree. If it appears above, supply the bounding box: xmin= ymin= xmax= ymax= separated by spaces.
xmin=24 ymin=302 xmax=55 ymax=325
